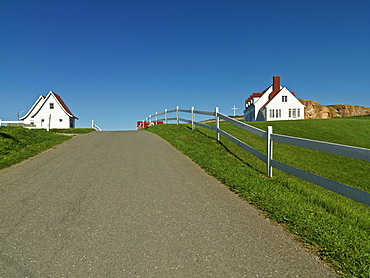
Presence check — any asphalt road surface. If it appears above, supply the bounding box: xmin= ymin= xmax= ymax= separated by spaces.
xmin=0 ymin=131 xmax=337 ymax=277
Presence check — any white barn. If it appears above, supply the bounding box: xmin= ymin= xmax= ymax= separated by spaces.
xmin=244 ymin=76 xmax=305 ymax=122
xmin=20 ymin=91 xmax=78 ymax=129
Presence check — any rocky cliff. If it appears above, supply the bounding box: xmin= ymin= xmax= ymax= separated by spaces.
xmin=298 ymin=99 xmax=370 ymax=119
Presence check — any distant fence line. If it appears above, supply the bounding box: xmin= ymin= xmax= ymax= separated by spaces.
xmin=144 ymin=106 xmax=370 ymax=206
xmin=0 ymin=120 xmax=25 ymax=126
xmin=1 ymin=119 xmax=102 ymax=131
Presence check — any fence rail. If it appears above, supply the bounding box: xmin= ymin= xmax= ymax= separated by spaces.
xmin=0 ymin=120 xmax=25 ymax=126
xmin=271 ymin=134 xmax=370 ymax=162
xmin=92 ymin=120 xmax=101 ymax=131
xmin=145 ymin=106 xmax=370 ymax=206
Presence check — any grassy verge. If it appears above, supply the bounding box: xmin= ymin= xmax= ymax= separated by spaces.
xmin=0 ymin=126 xmax=71 ymax=170
xmin=50 ymin=128 xmax=95 ymax=134
xmin=147 ymin=120 xmax=370 ymax=278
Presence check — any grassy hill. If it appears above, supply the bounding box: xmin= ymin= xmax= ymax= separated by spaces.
xmin=147 ymin=116 xmax=370 ymax=278
xmin=247 ymin=116 xmax=370 ymax=149
xmin=222 ymin=117 xmax=370 ymax=193
xmin=0 ymin=127 xmax=93 ymax=170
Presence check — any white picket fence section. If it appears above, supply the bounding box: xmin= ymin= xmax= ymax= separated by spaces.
xmin=0 ymin=120 xmax=25 ymax=126
xmin=145 ymin=106 xmax=370 ymax=206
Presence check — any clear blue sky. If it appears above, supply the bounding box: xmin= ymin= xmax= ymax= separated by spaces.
xmin=1 ymin=0 xmax=369 ymax=130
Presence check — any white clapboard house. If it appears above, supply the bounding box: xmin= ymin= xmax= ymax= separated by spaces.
xmin=20 ymin=91 xmax=78 ymax=129
xmin=244 ymin=76 xmax=305 ymax=121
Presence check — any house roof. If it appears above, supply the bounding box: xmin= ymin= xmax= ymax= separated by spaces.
xmin=260 ymin=88 xmax=297 ymax=109
xmin=245 ymin=93 xmax=264 ymax=104
xmin=21 ymin=91 xmax=78 ymax=120
xmin=245 ymin=77 xmax=296 ymax=108
xmin=20 ymin=95 xmax=45 ymax=120
xmin=52 ymin=92 xmax=77 ymax=118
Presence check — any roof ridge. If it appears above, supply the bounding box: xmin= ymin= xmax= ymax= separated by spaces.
xmin=49 ymin=91 xmax=77 ymax=119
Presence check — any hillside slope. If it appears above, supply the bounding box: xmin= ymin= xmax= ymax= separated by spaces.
xmin=0 ymin=127 xmax=71 ymax=170
xmin=147 ymin=120 xmax=370 ymax=277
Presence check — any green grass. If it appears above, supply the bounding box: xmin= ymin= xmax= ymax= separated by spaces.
xmin=0 ymin=126 xmax=71 ymax=170
xmin=246 ymin=117 xmax=370 ymax=149
xmin=50 ymin=128 xmax=95 ymax=134
xmin=147 ymin=117 xmax=370 ymax=278
xmin=218 ymin=118 xmax=370 ymax=193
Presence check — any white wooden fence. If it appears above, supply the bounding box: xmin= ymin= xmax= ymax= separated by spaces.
xmin=92 ymin=120 xmax=101 ymax=131
xmin=0 ymin=120 xmax=25 ymax=126
xmin=145 ymin=106 xmax=370 ymax=206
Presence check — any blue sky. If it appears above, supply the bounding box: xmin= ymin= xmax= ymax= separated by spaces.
xmin=1 ymin=0 xmax=369 ymax=130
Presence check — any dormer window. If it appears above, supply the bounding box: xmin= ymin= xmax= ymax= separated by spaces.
xmin=50 ymin=103 xmax=54 ymax=109
xmin=282 ymin=96 xmax=287 ymax=102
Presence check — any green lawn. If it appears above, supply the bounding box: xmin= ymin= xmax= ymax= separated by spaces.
xmin=0 ymin=126 xmax=72 ymax=170
xmin=50 ymin=128 xmax=95 ymax=134
xmin=219 ymin=118 xmax=370 ymax=193
xmin=147 ymin=117 xmax=370 ymax=278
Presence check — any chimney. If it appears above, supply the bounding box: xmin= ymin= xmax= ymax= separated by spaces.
xmin=269 ymin=75 xmax=281 ymax=99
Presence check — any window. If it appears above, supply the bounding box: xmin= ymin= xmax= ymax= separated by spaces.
xmin=297 ymin=109 xmax=300 ymax=118
xmin=59 ymin=119 xmax=63 ymax=122
xmin=50 ymin=103 xmax=54 ymax=109
xmin=269 ymin=109 xmax=275 ymax=118
xmin=292 ymin=109 xmax=297 ymax=118
xmin=276 ymin=109 xmax=281 ymax=118
xmin=270 ymin=109 xmax=281 ymax=118
xmin=282 ymin=96 xmax=287 ymax=102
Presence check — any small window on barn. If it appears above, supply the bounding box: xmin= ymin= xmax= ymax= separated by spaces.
xmin=59 ymin=119 xmax=63 ymax=122
xmin=282 ymin=96 xmax=287 ymax=102
xmin=50 ymin=103 xmax=54 ymax=109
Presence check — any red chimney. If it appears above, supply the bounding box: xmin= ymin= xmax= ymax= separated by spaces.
xmin=269 ymin=75 xmax=281 ymax=99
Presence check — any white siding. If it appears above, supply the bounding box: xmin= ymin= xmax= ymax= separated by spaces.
xmin=264 ymin=88 xmax=305 ymax=121
xmin=244 ymin=86 xmax=305 ymax=122
xmin=22 ymin=96 xmax=45 ymax=125
xmin=21 ymin=92 xmax=76 ymax=129
xmin=253 ymin=86 xmax=272 ymax=114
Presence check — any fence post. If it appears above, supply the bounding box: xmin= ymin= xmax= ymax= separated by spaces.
xmin=215 ymin=107 xmax=220 ymax=141
xmin=191 ymin=107 xmax=195 ymax=130
xmin=47 ymin=114 xmax=51 ymax=131
xmin=176 ymin=106 xmax=179 ymax=125
xmin=266 ymin=126 xmax=273 ymax=177
xmin=155 ymin=112 xmax=158 ymax=125
xmin=165 ymin=109 xmax=168 ymax=124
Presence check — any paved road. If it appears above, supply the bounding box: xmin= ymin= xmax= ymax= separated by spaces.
xmin=0 ymin=131 xmax=336 ymax=277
